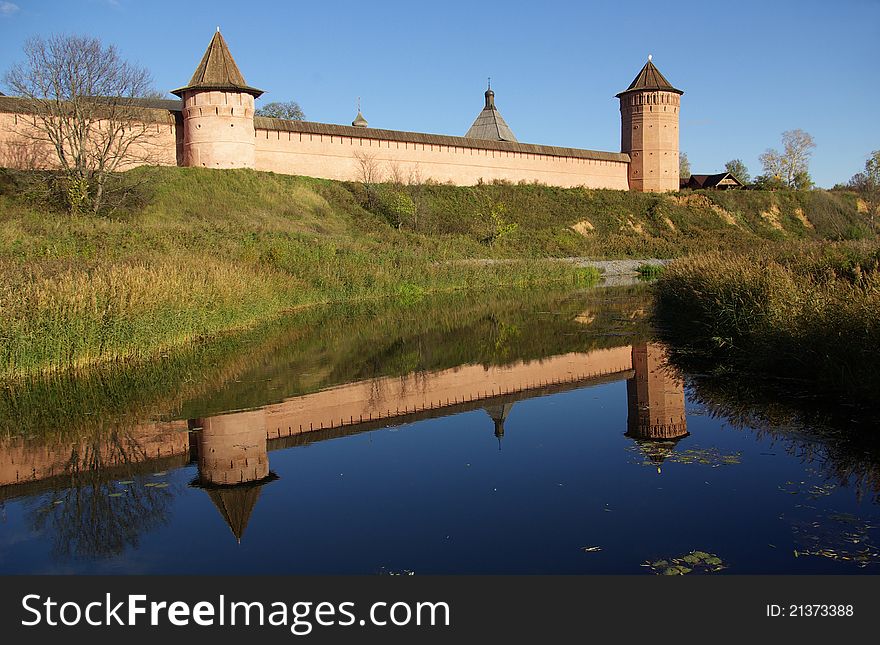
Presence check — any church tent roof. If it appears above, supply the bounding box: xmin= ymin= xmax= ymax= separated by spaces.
xmin=616 ymin=59 xmax=682 ymax=97
xmin=465 ymin=87 xmax=517 ymax=142
xmin=172 ymin=30 xmax=264 ymax=98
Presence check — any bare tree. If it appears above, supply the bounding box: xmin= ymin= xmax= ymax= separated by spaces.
xmin=387 ymin=160 xmax=406 ymax=187
xmin=759 ymin=129 xmax=815 ymax=189
xmin=255 ymin=100 xmax=305 ymax=121
xmin=405 ymin=165 xmax=426 ymax=232
xmin=4 ymin=34 xmax=160 ymax=213
xmin=353 ymin=150 xmax=382 ymax=210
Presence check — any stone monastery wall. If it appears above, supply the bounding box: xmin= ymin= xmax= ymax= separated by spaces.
xmin=0 ymin=100 xmax=630 ymax=189
xmin=253 ymin=120 xmax=630 ymax=189
xmin=0 ymin=101 xmax=182 ymax=170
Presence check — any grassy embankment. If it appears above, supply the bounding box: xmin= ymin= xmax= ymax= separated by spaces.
xmin=0 ymin=165 xmax=870 ymax=379
xmin=655 ymin=242 xmax=880 ymax=405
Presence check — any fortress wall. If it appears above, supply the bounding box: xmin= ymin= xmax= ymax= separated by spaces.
xmin=254 ymin=128 xmax=631 ymax=189
xmin=0 ymin=103 xmax=630 ymax=189
xmin=0 ymin=108 xmax=182 ymax=170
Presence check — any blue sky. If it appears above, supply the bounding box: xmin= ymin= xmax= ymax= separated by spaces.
xmin=1 ymin=0 xmax=878 ymax=187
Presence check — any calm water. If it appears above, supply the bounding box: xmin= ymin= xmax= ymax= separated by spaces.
xmin=1 ymin=284 xmax=878 ymax=574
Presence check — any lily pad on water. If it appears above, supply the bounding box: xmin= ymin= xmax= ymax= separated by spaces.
xmin=644 ymin=550 xmax=727 ymax=575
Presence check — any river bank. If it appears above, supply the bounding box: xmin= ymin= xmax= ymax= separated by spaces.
xmin=654 ymin=241 xmax=880 ymax=407
xmin=0 ymin=165 xmax=871 ymax=380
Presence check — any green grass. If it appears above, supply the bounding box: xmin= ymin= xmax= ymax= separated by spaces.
xmin=636 ymin=263 xmax=665 ymax=279
xmin=0 ymin=165 xmax=874 ymax=380
xmin=654 ymin=241 xmax=880 ymax=405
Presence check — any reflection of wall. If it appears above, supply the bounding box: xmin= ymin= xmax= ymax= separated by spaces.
xmin=0 ymin=421 xmax=189 ymax=487
xmin=1 ymin=346 xmax=636 ymax=495
xmin=191 ymin=410 xmax=269 ymax=486
xmin=262 ymin=347 xmax=633 ymax=440
xmin=626 ymin=343 xmax=687 ymax=440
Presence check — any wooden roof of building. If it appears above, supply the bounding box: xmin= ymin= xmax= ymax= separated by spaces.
xmin=0 ymin=94 xmax=179 ymax=124
xmin=465 ymin=86 xmax=518 ymax=142
xmin=616 ymin=58 xmax=683 ymax=97
xmin=681 ymin=172 xmax=744 ymax=189
xmin=172 ymin=30 xmax=263 ymax=98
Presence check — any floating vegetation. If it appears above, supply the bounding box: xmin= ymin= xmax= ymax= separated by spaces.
xmin=778 ymin=480 xmax=837 ymax=499
xmin=144 ymin=482 xmax=169 ymax=489
xmin=672 ymin=448 xmax=742 ymax=466
xmin=108 ymin=493 xmax=124 ymax=498
xmin=628 ymin=444 xmax=742 ymax=468
xmin=789 ymin=513 xmax=879 ymax=568
xmin=643 ymin=551 xmax=727 ymax=575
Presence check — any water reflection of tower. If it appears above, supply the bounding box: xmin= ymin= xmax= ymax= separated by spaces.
xmin=484 ymin=403 xmax=514 ymax=450
xmin=189 ymin=410 xmax=276 ymax=543
xmin=626 ymin=343 xmax=688 ymax=471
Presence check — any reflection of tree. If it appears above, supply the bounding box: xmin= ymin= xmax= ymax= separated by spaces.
xmin=23 ymin=428 xmax=175 ymax=561
xmin=671 ymin=370 xmax=880 ymax=504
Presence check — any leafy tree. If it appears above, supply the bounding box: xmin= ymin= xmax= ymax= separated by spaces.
xmin=679 ymin=152 xmax=691 ymax=179
xmin=378 ymin=188 xmax=415 ymax=230
xmin=4 ymin=34 xmax=158 ymax=213
xmin=848 ymin=150 xmax=880 ymax=233
xmin=255 ymin=100 xmax=305 ymax=121
xmin=724 ymin=159 xmax=750 ymax=185
xmin=753 ymin=174 xmax=785 ymax=190
xmin=792 ymin=170 xmax=813 ymax=191
xmin=478 ymin=196 xmax=517 ymax=246
xmin=848 ymin=150 xmax=880 ymax=191
xmin=759 ymin=129 xmax=815 ymax=189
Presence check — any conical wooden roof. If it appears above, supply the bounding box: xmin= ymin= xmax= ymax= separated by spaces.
xmin=616 ymin=58 xmax=682 ymax=97
xmin=207 ymin=485 xmax=263 ymax=543
xmin=465 ymin=87 xmax=517 ymax=142
xmin=172 ymin=30 xmax=264 ymax=97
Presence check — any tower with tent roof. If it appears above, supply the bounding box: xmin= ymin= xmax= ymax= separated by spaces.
xmin=617 ymin=56 xmax=683 ymax=192
xmin=172 ymin=29 xmax=264 ymax=169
